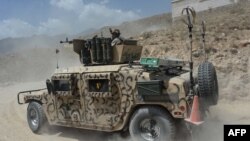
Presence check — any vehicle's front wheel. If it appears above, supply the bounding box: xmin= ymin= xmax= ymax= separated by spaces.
xmin=27 ymin=101 xmax=46 ymax=133
xmin=129 ymin=107 xmax=176 ymax=141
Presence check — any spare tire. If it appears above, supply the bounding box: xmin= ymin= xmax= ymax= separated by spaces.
xmin=198 ymin=61 xmax=219 ymax=106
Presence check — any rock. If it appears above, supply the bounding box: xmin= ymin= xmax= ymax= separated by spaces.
xmin=230 ymin=48 xmax=238 ymax=54
xmin=216 ymin=54 xmax=224 ymax=58
xmin=192 ymin=50 xmax=202 ymax=58
xmin=211 ymin=47 xmax=218 ymax=53
xmin=141 ymin=32 xmax=152 ymax=39
xmin=206 ymin=47 xmax=217 ymax=54
xmin=239 ymin=39 xmax=250 ymax=47
xmin=149 ymin=42 xmax=158 ymax=45
xmin=139 ymin=37 xmax=144 ymax=40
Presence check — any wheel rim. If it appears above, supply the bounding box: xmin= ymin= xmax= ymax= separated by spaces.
xmin=29 ymin=109 xmax=38 ymax=127
xmin=140 ymin=119 xmax=160 ymax=141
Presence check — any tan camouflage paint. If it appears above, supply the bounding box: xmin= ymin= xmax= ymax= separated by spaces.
xmin=21 ymin=64 xmax=189 ymax=132
xmin=112 ymin=45 xmax=143 ymax=63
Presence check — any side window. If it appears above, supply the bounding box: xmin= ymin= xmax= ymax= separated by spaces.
xmin=54 ymin=80 xmax=70 ymax=91
xmin=89 ymin=79 xmax=109 ymax=92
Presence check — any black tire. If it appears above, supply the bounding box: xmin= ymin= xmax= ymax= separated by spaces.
xmin=129 ymin=107 xmax=176 ymax=141
xmin=120 ymin=129 xmax=130 ymax=139
xmin=27 ymin=101 xmax=46 ymax=133
xmin=198 ymin=61 xmax=219 ymax=106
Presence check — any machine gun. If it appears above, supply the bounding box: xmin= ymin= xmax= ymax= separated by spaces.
xmin=60 ymin=35 xmax=142 ymax=66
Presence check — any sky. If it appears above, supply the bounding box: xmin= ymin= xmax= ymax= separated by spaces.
xmin=0 ymin=0 xmax=171 ymax=39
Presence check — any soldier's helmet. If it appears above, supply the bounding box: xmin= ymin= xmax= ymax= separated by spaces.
xmin=112 ymin=29 xmax=120 ymax=37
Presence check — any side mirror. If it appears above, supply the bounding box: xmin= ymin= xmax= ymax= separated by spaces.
xmin=46 ymin=79 xmax=55 ymax=94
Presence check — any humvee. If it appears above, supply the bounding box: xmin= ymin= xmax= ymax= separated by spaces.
xmin=17 ymin=34 xmax=218 ymax=141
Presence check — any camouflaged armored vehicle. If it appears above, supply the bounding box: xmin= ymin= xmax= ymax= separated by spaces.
xmin=17 ymin=34 xmax=219 ymax=141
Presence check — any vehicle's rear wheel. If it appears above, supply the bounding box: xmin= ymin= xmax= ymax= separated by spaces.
xmin=198 ymin=61 xmax=219 ymax=106
xmin=27 ymin=101 xmax=46 ymax=133
xmin=129 ymin=107 xmax=175 ymax=141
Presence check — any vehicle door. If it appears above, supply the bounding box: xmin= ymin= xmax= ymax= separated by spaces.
xmin=51 ymin=73 xmax=83 ymax=123
xmin=82 ymin=72 xmax=121 ymax=128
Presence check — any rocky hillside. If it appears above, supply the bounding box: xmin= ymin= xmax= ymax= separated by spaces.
xmin=136 ymin=1 xmax=250 ymax=102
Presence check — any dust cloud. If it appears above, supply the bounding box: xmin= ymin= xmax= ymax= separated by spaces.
xmin=0 ymin=44 xmax=131 ymax=141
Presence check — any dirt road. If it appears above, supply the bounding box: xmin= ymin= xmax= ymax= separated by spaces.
xmin=0 ymin=80 xmax=249 ymax=141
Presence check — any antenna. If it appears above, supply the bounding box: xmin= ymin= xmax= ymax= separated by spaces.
xmin=182 ymin=7 xmax=196 ymax=97
xmin=56 ymin=49 xmax=59 ymax=69
xmin=201 ymin=21 xmax=208 ymax=61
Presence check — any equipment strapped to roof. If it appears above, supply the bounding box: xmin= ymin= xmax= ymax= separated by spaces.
xmin=140 ymin=57 xmax=187 ymax=68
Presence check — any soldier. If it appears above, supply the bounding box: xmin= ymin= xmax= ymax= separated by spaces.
xmin=109 ymin=28 xmax=124 ymax=46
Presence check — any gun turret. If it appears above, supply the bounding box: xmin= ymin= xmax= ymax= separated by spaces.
xmin=60 ymin=35 xmax=142 ymax=66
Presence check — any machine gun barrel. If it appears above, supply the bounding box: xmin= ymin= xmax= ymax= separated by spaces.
xmin=60 ymin=37 xmax=73 ymax=44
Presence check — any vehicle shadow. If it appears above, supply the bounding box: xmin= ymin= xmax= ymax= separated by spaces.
xmin=41 ymin=125 xmax=130 ymax=141
xmin=41 ymin=123 xmax=193 ymax=141
xmin=41 ymin=119 xmax=221 ymax=141
xmin=175 ymin=122 xmax=192 ymax=141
